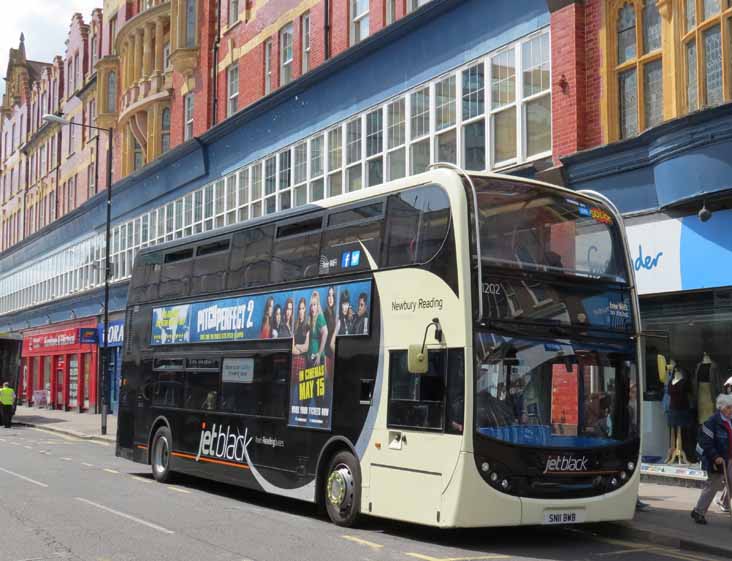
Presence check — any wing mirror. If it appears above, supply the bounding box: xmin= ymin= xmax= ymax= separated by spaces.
xmin=408 ymin=318 xmax=442 ymax=374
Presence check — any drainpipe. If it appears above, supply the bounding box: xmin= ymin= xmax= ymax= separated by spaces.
xmin=324 ymin=0 xmax=331 ymax=60
xmin=211 ymin=0 xmax=222 ymax=126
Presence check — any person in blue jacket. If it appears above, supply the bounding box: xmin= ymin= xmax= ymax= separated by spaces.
xmin=691 ymin=393 xmax=732 ymax=524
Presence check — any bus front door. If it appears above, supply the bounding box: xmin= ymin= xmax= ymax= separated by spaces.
xmin=369 ymin=349 xmax=462 ymax=526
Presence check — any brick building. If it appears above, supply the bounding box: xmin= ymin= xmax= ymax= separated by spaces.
xmin=0 ymin=0 xmax=555 ymax=412
xmin=549 ymin=0 xmax=732 ymax=462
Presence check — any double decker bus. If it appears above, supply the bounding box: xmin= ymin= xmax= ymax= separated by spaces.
xmin=117 ymin=168 xmax=641 ymax=528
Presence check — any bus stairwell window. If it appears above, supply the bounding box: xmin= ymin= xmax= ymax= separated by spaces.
xmin=385 ymin=185 xmax=450 ymax=267
xmin=387 ymin=350 xmax=446 ymax=430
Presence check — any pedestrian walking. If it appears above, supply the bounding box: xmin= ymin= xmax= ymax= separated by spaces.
xmin=716 ymin=376 xmax=732 ymax=513
xmin=691 ymin=393 xmax=732 ymax=524
xmin=0 ymin=382 xmax=16 ymax=428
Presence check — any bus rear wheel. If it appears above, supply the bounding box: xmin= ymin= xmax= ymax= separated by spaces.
xmin=151 ymin=426 xmax=174 ymax=483
xmin=324 ymin=451 xmax=360 ymax=527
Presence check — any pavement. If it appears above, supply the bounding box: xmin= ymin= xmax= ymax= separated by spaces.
xmin=7 ymin=407 xmax=732 ymax=559
xmin=12 ymin=404 xmax=117 ymax=443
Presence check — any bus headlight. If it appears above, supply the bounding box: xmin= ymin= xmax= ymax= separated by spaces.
xmin=610 ymin=477 xmax=619 ymax=487
xmin=627 ymin=461 xmax=635 ymax=471
xmin=500 ymin=479 xmax=510 ymax=490
xmin=481 ymin=462 xmax=490 ymax=473
xmin=620 ymin=471 xmax=627 ymax=481
xmin=490 ymin=472 xmax=499 ymax=482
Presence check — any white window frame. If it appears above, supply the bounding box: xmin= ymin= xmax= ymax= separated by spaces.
xmin=264 ymin=39 xmax=273 ymax=94
xmin=184 ymin=93 xmax=194 ymax=140
xmin=227 ymin=64 xmax=239 ymax=117
xmin=301 ymin=12 xmax=311 ymax=74
xmin=228 ymin=0 xmax=239 ymax=26
xmin=280 ymin=24 xmax=294 ymax=87
xmin=350 ymin=0 xmax=370 ymax=46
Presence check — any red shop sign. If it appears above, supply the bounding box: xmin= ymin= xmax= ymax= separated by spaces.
xmin=25 ymin=329 xmax=77 ymax=353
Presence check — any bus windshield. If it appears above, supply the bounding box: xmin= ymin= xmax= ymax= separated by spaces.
xmin=474 ymin=332 xmax=639 ymax=449
xmin=473 ymin=178 xmax=627 ymax=283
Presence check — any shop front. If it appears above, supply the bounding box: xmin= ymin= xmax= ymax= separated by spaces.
xmin=98 ymin=319 xmax=124 ymax=415
xmin=626 ymin=208 xmax=732 ymax=464
xmin=21 ymin=320 xmax=99 ymax=411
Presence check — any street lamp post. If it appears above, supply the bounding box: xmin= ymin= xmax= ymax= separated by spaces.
xmin=43 ymin=113 xmax=113 ymax=435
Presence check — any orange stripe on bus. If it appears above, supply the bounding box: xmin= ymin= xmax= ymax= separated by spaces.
xmin=171 ymin=451 xmax=250 ymax=470
xmin=136 ymin=445 xmax=148 ymax=450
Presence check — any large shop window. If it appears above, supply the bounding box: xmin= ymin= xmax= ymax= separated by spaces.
xmin=641 ymin=288 xmax=732 ymax=399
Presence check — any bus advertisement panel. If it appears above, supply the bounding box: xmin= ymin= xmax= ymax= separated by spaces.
xmin=150 ymin=280 xmax=372 ymax=430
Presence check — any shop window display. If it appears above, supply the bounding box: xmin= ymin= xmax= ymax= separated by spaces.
xmin=641 ymin=289 xmax=732 ymax=463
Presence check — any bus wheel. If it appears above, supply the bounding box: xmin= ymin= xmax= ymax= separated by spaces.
xmin=151 ymin=426 xmax=174 ymax=483
xmin=324 ymin=451 xmax=360 ymax=526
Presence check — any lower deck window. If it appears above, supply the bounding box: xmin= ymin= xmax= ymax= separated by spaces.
xmin=184 ymin=371 xmax=219 ymax=410
xmin=220 ymin=353 xmax=290 ymax=418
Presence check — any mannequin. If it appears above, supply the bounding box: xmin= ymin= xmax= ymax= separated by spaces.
xmin=694 ymin=352 xmax=721 ymax=424
xmin=664 ymin=359 xmax=691 ymax=464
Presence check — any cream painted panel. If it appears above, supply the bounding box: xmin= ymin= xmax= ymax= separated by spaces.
xmin=440 ymin=452 xmax=522 ymax=527
xmin=359 ymin=267 xmax=466 ymax=524
xmin=370 ymin=464 xmax=442 ymax=526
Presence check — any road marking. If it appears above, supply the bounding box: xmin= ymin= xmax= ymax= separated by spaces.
xmin=404 ymin=553 xmax=508 ymax=561
xmin=588 ymin=535 xmax=718 ymax=561
xmin=131 ymin=475 xmax=153 ymax=484
xmin=597 ymin=547 xmax=657 ymax=556
xmin=23 ymin=445 xmax=32 ymax=449
xmin=61 ymin=457 xmax=72 ymax=461
xmin=341 ymin=536 xmax=384 ymax=550
xmin=0 ymin=467 xmax=48 ymax=488
xmin=167 ymin=485 xmax=191 ymax=494
xmin=82 ymin=462 xmax=94 ymax=467
xmin=104 ymin=468 xmax=120 ymax=474
xmin=13 ymin=554 xmax=67 ymax=561
xmin=75 ymin=498 xmax=174 ymax=535
xmin=10 ymin=441 xmax=19 ymax=446
xmin=30 ymin=428 xmax=81 ymax=442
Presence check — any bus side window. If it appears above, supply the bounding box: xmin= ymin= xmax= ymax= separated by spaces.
xmin=183 ymin=371 xmax=220 ymax=411
xmin=129 ymin=253 xmax=162 ymax=305
xmin=191 ymin=238 xmax=231 ymax=295
xmin=445 ymin=349 xmax=465 ymax=434
xmin=272 ymin=217 xmax=322 ymax=283
xmin=387 ymin=349 xmax=446 ymax=430
xmin=227 ymin=226 xmax=274 ymax=289
xmin=152 ymin=372 xmax=184 ymax=407
xmin=159 ymin=248 xmax=193 ymax=298
xmin=220 ymin=354 xmax=288 ymax=418
xmin=321 ymin=202 xmax=384 ymax=272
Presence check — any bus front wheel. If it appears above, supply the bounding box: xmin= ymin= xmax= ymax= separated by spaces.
xmin=324 ymin=451 xmax=360 ymax=526
xmin=151 ymin=426 xmax=174 ymax=483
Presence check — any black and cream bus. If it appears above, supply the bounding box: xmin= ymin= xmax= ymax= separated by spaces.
xmin=117 ymin=168 xmax=642 ymax=527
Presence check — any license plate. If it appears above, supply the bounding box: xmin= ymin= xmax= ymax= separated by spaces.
xmin=543 ymin=509 xmax=586 ymax=525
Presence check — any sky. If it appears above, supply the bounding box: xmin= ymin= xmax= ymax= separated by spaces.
xmin=0 ymin=1 xmax=102 ymax=97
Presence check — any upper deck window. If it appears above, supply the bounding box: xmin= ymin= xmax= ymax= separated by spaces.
xmin=473 ymin=178 xmax=627 ymax=283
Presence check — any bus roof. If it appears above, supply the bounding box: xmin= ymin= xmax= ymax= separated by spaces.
xmin=133 ymin=167 xmax=614 ymax=260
